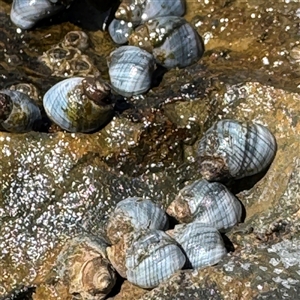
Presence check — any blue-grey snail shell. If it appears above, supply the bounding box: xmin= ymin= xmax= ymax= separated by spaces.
xmin=128 ymin=16 xmax=204 ymax=69
xmin=106 ymin=229 xmax=186 ymax=289
xmin=109 ymin=0 xmax=186 ymax=44
xmin=197 ymin=119 xmax=277 ymax=181
xmin=10 ymin=0 xmax=72 ymax=29
xmin=108 ymin=18 xmax=134 ymax=45
xmin=0 ymin=90 xmax=41 ymax=132
xmin=107 ymin=45 xmax=155 ymax=97
xmin=43 ymin=77 xmax=114 ymax=132
xmin=115 ymin=0 xmax=185 ymax=26
xmin=106 ymin=197 xmax=169 ymax=245
xmin=168 ymin=222 xmax=227 ymax=269
xmin=56 ymin=234 xmax=117 ymax=300
xmin=167 ymin=179 xmax=242 ymax=232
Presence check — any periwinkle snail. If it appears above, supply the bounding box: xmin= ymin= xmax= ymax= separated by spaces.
xmin=55 ymin=235 xmax=117 ymax=300
xmin=128 ymin=16 xmax=204 ymax=69
xmin=197 ymin=119 xmax=277 ymax=181
xmin=107 ymin=229 xmax=186 ymax=289
xmin=167 ymin=222 xmax=227 ymax=269
xmin=108 ymin=0 xmax=186 ymax=44
xmin=167 ymin=179 xmax=242 ymax=232
xmin=43 ymin=77 xmax=114 ymax=132
xmin=106 ymin=197 xmax=169 ymax=245
xmin=114 ymin=0 xmax=186 ymax=25
xmin=0 ymin=90 xmax=42 ymax=132
xmin=10 ymin=0 xmax=73 ymax=29
xmin=107 ymin=45 xmax=155 ymax=97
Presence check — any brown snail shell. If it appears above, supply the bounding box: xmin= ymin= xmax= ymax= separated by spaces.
xmin=56 ymin=234 xmax=117 ymax=300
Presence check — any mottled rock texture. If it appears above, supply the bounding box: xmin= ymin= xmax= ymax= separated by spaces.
xmin=0 ymin=0 xmax=300 ymax=299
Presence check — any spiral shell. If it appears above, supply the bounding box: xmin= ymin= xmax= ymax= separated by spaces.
xmin=169 ymin=222 xmax=227 ymax=269
xmin=107 ymin=45 xmax=155 ymax=97
xmin=10 ymin=0 xmax=70 ymax=29
xmin=43 ymin=77 xmax=114 ymax=132
xmin=0 ymin=90 xmax=41 ymax=132
xmin=129 ymin=16 xmax=204 ymax=69
xmin=106 ymin=197 xmax=169 ymax=245
xmin=197 ymin=119 xmax=277 ymax=181
xmin=167 ymin=179 xmax=242 ymax=232
xmin=56 ymin=235 xmax=117 ymax=300
xmin=115 ymin=0 xmax=185 ymax=25
xmin=107 ymin=229 xmax=186 ymax=289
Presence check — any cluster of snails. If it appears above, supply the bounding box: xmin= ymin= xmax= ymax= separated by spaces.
xmin=53 ymin=119 xmax=277 ymax=299
xmin=2 ymin=0 xmax=205 ymax=133
xmin=4 ymin=2 xmax=278 ymax=296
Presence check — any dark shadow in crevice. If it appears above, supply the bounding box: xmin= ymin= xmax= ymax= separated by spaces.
xmin=150 ymin=65 xmax=169 ymax=89
xmin=33 ymin=0 xmax=119 ymax=31
xmin=106 ymin=273 xmax=124 ymax=299
xmin=228 ymin=164 xmax=273 ymax=194
xmin=221 ymin=233 xmax=235 ymax=253
xmin=0 ymin=285 xmax=36 ymax=300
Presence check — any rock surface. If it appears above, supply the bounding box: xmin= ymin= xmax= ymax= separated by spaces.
xmin=0 ymin=0 xmax=300 ymax=299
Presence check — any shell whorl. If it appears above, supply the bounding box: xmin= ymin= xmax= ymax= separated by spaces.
xmin=107 ymin=229 xmax=186 ymax=289
xmin=167 ymin=179 xmax=242 ymax=232
xmin=106 ymin=197 xmax=169 ymax=245
xmin=170 ymin=222 xmax=227 ymax=269
xmin=197 ymin=119 xmax=277 ymax=181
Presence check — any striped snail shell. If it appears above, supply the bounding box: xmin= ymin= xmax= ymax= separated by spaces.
xmin=115 ymin=0 xmax=185 ymax=25
xmin=56 ymin=235 xmax=117 ymax=300
xmin=106 ymin=197 xmax=169 ymax=245
xmin=128 ymin=16 xmax=204 ymax=69
xmin=167 ymin=179 xmax=242 ymax=232
xmin=43 ymin=77 xmax=114 ymax=132
xmin=0 ymin=90 xmax=41 ymax=132
xmin=10 ymin=0 xmax=72 ymax=30
xmin=107 ymin=45 xmax=155 ymax=97
xmin=197 ymin=119 xmax=277 ymax=181
xmin=107 ymin=229 xmax=186 ymax=289
xmin=168 ymin=222 xmax=227 ymax=269
xmin=108 ymin=18 xmax=134 ymax=45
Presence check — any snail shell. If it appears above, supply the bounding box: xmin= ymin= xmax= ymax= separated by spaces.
xmin=43 ymin=77 xmax=114 ymax=132
xmin=56 ymin=234 xmax=117 ymax=300
xmin=10 ymin=0 xmax=70 ymax=29
xmin=168 ymin=222 xmax=227 ymax=269
xmin=115 ymin=0 xmax=185 ymax=25
xmin=106 ymin=197 xmax=169 ymax=245
xmin=167 ymin=179 xmax=242 ymax=232
xmin=107 ymin=45 xmax=155 ymax=97
xmin=107 ymin=229 xmax=186 ymax=289
xmin=9 ymin=82 xmax=42 ymax=108
xmin=197 ymin=119 xmax=277 ymax=181
xmin=128 ymin=16 xmax=204 ymax=69
xmin=108 ymin=18 xmax=134 ymax=45
xmin=0 ymin=90 xmax=41 ymax=132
